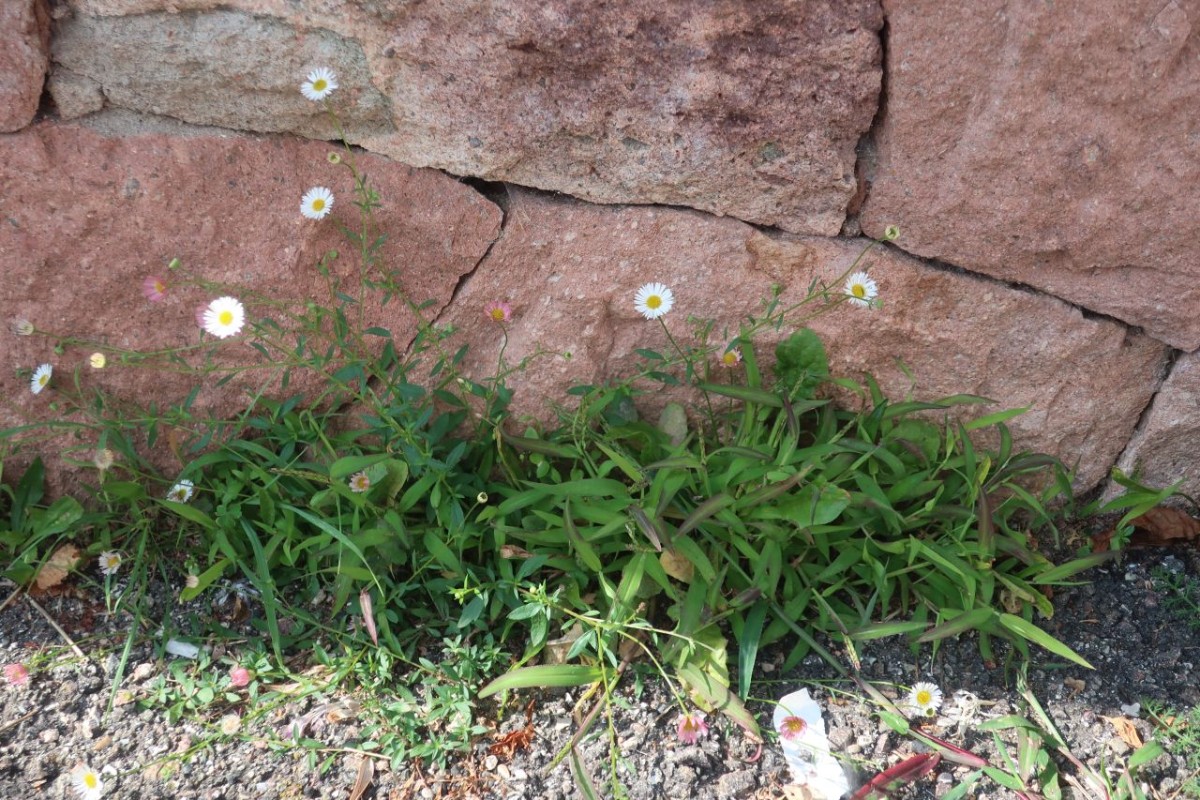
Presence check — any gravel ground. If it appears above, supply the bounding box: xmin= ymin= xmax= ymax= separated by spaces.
xmin=2 ymin=546 xmax=1198 ymax=800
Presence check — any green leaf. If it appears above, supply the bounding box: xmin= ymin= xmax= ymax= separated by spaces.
xmin=917 ymin=608 xmax=996 ymax=643
xmin=677 ymin=493 xmax=735 ymax=538
xmin=35 ymin=497 xmax=83 ymax=537
xmin=737 ymin=601 xmax=767 ymax=700
xmin=162 ymin=500 xmax=217 ymax=531
xmin=501 ymin=432 xmax=581 ymax=459
xmin=697 ymin=383 xmax=783 ymax=407
xmin=179 ymin=558 xmax=229 ymax=602
xmin=997 ymin=614 xmax=1094 ymax=669
xmin=564 ymin=499 xmax=603 ymax=573
xmin=477 ymin=665 xmax=604 ymax=698
xmin=330 ymin=454 xmax=392 ymax=480
xmin=1128 ymin=740 xmax=1165 ymax=770
xmin=849 ymin=621 xmax=927 ymax=641
xmin=774 ymin=329 xmax=828 ymax=399
xmin=981 ymin=766 xmax=1029 ymax=792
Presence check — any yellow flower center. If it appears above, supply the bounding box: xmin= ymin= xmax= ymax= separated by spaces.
xmin=916 ymin=690 xmax=932 ymax=705
xmin=722 ymin=352 xmax=737 ymax=366
xmin=780 ymin=715 xmax=807 ymax=739
xmin=490 ymin=308 xmax=505 ymax=321
xmin=38 ymin=374 xmax=49 ymax=386
xmin=312 ymin=199 xmax=325 ymax=211
xmin=646 ymin=295 xmax=662 ymax=309
xmin=851 ymin=284 xmax=866 ymax=298
xmin=218 ymin=310 xmax=234 ymax=326
xmin=83 ymin=773 xmax=99 ymax=788
xmin=313 ymin=79 xmax=327 ymax=92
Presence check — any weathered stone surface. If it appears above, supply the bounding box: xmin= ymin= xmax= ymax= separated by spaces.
xmin=1 ymin=0 xmax=50 ymax=132
xmin=47 ymin=67 xmax=105 ymax=120
xmin=52 ymin=10 xmax=395 ymax=140
xmin=1111 ymin=351 xmax=1200 ymax=498
xmin=1 ymin=113 xmax=501 ymax=487
xmin=443 ymin=190 xmax=1167 ymax=491
xmin=56 ymin=0 xmax=883 ymax=234
xmin=860 ymin=0 xmax=1200 ymax=351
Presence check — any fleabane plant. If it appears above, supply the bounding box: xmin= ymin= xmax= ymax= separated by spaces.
xmin=1 ymin=67 xmax=1096 ymax=781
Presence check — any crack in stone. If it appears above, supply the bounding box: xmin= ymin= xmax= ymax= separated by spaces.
xmin=1102 ymin=346 xmax=1180 ymax=493
xmin=426 ymin=178 xmax=510 ymax=338
xmin=842 ymin=3 xmax=889 ymax=237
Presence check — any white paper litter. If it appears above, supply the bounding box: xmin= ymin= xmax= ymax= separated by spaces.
xmin=773 ymin=688 xmax=852 ymax=800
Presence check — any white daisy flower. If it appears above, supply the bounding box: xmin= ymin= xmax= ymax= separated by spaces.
xmin=202 ymin=297 xmax=245 ymax=339
xmin=70 ymin=763 xmax=104 ymax=799
xmin=167 ymin=479 xmax=195 ymax=503
xmin=348 ymin=471 xmax=371 ymax=493
xmin=300 ymin=187 xmax=334 ymax=220
xmin=30 ymin=363 xmax=52 ymax=394
xmin=634 ymin=282 xmax=674 ymax=320
xmin=98 ymin=551 xmax=123 ymax=576
xmin=844 ymin=272 xmax=878 ymax=308
xmin=907 ymin=681 xmax=944 ymax=717
xmin=300 ymin=67 xmax=338 ymax=101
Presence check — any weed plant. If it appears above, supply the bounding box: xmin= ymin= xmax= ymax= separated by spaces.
xmin=1 ymin=68 xmax=1112 ymax=771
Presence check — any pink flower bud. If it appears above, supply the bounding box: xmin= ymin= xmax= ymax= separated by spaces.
xmin=229 ymin=666 xmax=253 ymax=688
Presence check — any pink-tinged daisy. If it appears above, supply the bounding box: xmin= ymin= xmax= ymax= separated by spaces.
xmin=634 ymin=282 xmax=674 ymax=320
xmin=676 ymin=712 xmax=709 ymax=745
xmin=30 ymin=364 xmax=52 ymax=395
xmin=844 ymin=272 xmax=878 ymax=308
xmin=3 ymin=663 xmax=29 ymax=686
xmin=142 ymin=275 xmax=168 ymax=302
xmin=300 ymin=67 xmax=338 ymax=101
xmin=98 ymin=551 xmax=123 ymax=576
xmin=202 ymin=296 xmax=245 ymax=338
xmin=719 ymin=345 xmax=742 ymax=367
xmin=773 ymin=688 xmax=825 ymax=744
xmin=300 ymin=186 xmax=334 ymax=220
xmin=484 ymin=301 xmax=512 ymax=323
xmin=348 ymin=471 xmax=371 ymax=493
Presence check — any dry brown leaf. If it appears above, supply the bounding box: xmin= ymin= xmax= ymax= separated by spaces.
xmin=1131 ymin=506 xmax=1200 ymax=545
xmin=324 ymin=699 xmax=362 ymax=724
xmin=34 ymin=544 xmax=81 ymax=591
xmin=659 ymin=548 xmax=694 ymax=583
xmin=1103 ymin=715 xmax=1144 ymax=749
xmin=348 ymin=755 xmax=374 ymax=800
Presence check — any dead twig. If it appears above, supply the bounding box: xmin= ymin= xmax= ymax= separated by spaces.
xmin=24 ymin=593 xmax=87 ymax=660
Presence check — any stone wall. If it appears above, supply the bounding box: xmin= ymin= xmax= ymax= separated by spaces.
xmin=3 ymin=0 xmax=1196 ymax=497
